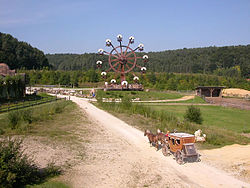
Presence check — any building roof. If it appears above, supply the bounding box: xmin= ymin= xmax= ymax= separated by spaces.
xmin=195 ymin=86 xmax=226 ymax=89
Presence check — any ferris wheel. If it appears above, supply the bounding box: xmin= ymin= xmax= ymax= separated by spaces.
xmin=96 ymin=34 xmax=148 ymax=84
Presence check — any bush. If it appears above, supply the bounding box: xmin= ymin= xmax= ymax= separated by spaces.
xmin=7 ymin=111 xmax=21 ymax=129
xmin=184 ymin=105 xmax=203 ymax=124
xmin=0 ymin=138 xmax=61 ymax=187
xmin=5 ymin=101 xmax=71 ymax=131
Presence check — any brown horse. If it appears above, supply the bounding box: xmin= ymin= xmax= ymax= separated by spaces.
xmin=156 ymin=129 xmax=169 ymax=145
xmin=144 ymin=129 xmax=159 ymax=150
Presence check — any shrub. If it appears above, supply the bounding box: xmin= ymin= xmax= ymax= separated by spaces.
xmin=21 ymin=109 xmax=33 ymax=124
xmin=0 ymin=138 xmax=61 ymax=187
xmin=7 ymin=111 xmax=21 ymax=129
xmin=184 ymin=105 xmax=203 ymax=124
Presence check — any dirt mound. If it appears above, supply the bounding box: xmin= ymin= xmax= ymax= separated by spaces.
xmin=200 ymin=144 xmax=250 ymax=182
xmin=222 ymin=88 xmax=250 ymax=98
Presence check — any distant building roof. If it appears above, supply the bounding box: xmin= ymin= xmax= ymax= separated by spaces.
xmin=195 ymin=86 xmax=226 ymax=89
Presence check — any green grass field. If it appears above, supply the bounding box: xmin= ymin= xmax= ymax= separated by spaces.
xmin=97 ymin=90 xmax=183 ymax=100
xmin=146 ymin=105 xmax=250 ymax=133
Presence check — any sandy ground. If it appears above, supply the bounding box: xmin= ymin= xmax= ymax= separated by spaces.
xmin=222 ymin=88 xmax=250 ymax=98
xmin=23 ymin=96 xmax=250 ymax=188
xmin=200 ymin=145 xmax=250 ymax=182
xmin=134 ymin=95 xmax=195 ymax=103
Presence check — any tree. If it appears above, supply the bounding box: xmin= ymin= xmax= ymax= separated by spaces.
xmin=184 ymin=106 xmax=203 ymax=124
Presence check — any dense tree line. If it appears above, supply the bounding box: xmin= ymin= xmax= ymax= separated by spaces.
xmin=0 ymin=75 xmax=25 ymax=100
xmin=20 ymin=69 xmax=250 ymax=91
xmin=0 ymin=32 xmax=50 ymax=70
xmin=47 ymin=45 xmax=250 ymax=78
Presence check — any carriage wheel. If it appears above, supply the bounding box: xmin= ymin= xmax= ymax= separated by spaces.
xmin=176 ymin=151 xmax=184 ymax=165
xmin=162 ymin=144 xmax=169 ymax=156
xmin=196 ymin=154 xmax=201 ymax=162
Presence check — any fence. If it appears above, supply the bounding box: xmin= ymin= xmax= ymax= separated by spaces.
xmin=0 ymin=96 xmax=65 ymax=113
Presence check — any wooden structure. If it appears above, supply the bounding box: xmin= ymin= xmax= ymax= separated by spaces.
xmin=196 ymin=86 xmax=225 ymax=97
xmin=104 ymin=83 xmax=143 ymax=91
xmin=97 ymin=35 xmax=148 ymax=91
xmin=162 ymin=132 xmax=200 ymax=164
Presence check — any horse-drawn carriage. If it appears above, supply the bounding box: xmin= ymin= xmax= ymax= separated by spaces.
xmin=162 ymin=132 xmax=200 ymax=164
xmin=144 ymin=130 xmax=200 ymax=164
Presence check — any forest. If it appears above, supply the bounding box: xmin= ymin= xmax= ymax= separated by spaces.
xmin=1 ymin=32 xmax=250 ymax=91
xmin=0 ymin=32 xmax=50 ymax=70
xmin=20 ymin=69 xmax=250 ymax=91
xmin=47 ymin=45 xmax=250 ymax=78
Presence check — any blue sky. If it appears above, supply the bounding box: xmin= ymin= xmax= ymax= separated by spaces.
xmin=1 ymin=0 xmax=250 ymax=54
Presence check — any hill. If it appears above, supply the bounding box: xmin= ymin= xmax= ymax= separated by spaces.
xmin=47 ymin=45 xmax=250 ymax=78
xmin=0 ymin=32 xmax=50 ymax=70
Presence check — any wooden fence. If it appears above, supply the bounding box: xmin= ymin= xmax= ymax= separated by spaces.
xmin=0 ymin=97 xmax=66 ymax=113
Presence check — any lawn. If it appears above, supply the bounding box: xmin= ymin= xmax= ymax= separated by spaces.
xmin=147 ymin=105 xmax=250 ymax=133
xmin=97 ymin=90 xmax=183 ymax=101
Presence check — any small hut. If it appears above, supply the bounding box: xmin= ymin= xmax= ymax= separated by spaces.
xmin=195 ymin=86 xmax=225 ymax=97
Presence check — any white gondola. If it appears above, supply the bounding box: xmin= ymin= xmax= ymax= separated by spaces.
xmin=98 ymin=48 xmax=104 ymax=55
xmin=121 ymin=80 xmax=128 ymax=86
xmin=129 ymin=36 xmax=135 ymax=43
xmin=110 ymin=79 xmax=116 ymax=83
xmin=133 ymin=76 xmax=139 ymax=80
xmin=141 ymin=67 xmax=147 ymax=73
xmin=138 ymin=43 xmax=144 ymax=51
xmin=106 ymin=39 xmax=112 ymax=46
xmin=143 ymin=55 xmax=148 ymax=60
xmin=117 ymin=34 xmax=123 ymax=42
xmin=101 ymin=72 xmax=107 ymax=76
xmin=96 ymin=60 xmax=103 ymax=65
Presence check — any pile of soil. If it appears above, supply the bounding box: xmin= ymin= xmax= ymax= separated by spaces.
xmin=222 ymin=88 xmax=250 ymax=98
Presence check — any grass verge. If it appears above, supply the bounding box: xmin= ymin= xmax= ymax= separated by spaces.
xmin=95 ymin=97 xmax=250 ymax=149
xmin=97 ymin=90 xmax=183 ymax=101
xmin=0 ymin=100 xmax=72 ymax=135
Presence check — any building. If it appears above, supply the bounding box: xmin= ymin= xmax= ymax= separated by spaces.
xmin=195 ymin=86 xmax=225 ymax=97
xmin=0 ymin=63 xmax=16 ymax=77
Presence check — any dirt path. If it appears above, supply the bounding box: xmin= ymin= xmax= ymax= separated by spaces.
xmin=61 ymin=96 xmax=249 ymax=188
xmin=134 ymin=95 xmax=195 ymax=103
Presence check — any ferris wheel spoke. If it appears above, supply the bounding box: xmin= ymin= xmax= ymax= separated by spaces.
xmin=105 ymin=51 xmax=119 ymax=59
xmin=111 ymin=58 xmax=120 ymax=62
xmin=124 ymin=41 xmax=131 ymax=56
xmin=126 ymin=57 xmax=137 ymax=60
xmin=125 ymin=64 xmax=131 ymax=71
xmin=112 ymin=62 xmax=120 ymax=68
xmin=111 ymin=44 xmax=121 ymax=57
xmin=136 ymin=65 xmax=142 ymax=68
xmin=127 ymin=60 xmax=135 ymax=65
xmin=117 ymin=64 xmax=121 ymax=72
xmin=106 ymin=67 xmax=112 ymax=72
xmin=119 ymin=42 xmax=124 ymax=56
xmin=126 ymin=51 xmax=134 ymax=58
